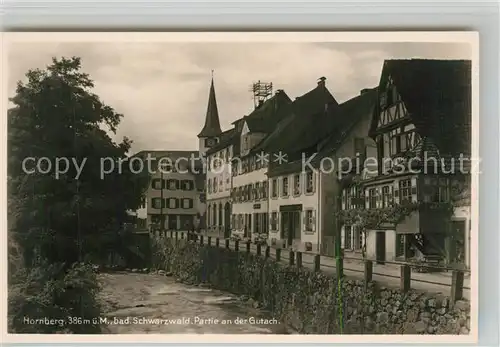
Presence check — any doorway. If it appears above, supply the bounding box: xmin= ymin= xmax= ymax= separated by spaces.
xmin=281 ymin=211 xmax=301 ymax=247
xmin=375 ymin=231 xmax=386 ymax=264
xmin=223 ymin=202 xmax=231 ymax=238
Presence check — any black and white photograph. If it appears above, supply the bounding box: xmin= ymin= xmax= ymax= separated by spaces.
xmin=3 ymin=32 xmax=478 ymax=343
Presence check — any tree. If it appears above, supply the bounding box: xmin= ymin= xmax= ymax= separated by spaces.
xmin=8 ymin=56 xmax=149 ymax=267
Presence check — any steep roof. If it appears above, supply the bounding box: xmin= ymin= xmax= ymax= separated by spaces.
xmin=293 ymin=79 xmax=338 ymax=115
xmin=243 ymin=90 xmax=293 ymax=133
xmin=198 ymin=77 xmax=222 ymax=138
xmin=316 ymin=87 xmax=378 ymax=156
xmin=205 ymin=128 xmax=238 ymax=155
xmin=267 ymin=87 xmax=378 ymax=177
xmin=205 ymin=91 xmax=293 ymax=157
xmin=370 ymin=59 xmax=472 ymax=156
xmin=250 ymin=82 xmax=338 ymax=158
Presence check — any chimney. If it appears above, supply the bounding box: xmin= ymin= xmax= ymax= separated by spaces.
xmin=317 ymin=77 xmax=326 ymax=87
xmin=360 ymin=88 xmax=371 ymax=95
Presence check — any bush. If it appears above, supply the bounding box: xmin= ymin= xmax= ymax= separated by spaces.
xmin=8 ymin=261 xmax=102 ymax=334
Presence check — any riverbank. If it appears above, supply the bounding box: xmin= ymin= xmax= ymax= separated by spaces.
xmin=151 ymin=235 xmax=471 ymax=334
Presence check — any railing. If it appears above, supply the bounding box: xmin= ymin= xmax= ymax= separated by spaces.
xmin=153 ymin=229 xmax=470 ymax=304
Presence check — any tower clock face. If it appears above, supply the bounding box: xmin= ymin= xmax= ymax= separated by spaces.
xmin=205 ymin=138 xmax=216 ymax=147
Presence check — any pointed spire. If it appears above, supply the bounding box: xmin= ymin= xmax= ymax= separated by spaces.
xmin=198 ymin=72 xmax=222 ymax=138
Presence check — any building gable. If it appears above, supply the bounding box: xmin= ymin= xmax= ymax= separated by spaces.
xmin=369 ymin=59 xmax=472 ymax=157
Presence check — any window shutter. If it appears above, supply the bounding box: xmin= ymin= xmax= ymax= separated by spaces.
xmin=365 ymin=189 xmax=370 ymax=208
xmin=341 ymin=191 xmax=346 ymax=210
xmin=302 ymin=211 xmax=306 ymax=231
xmin=341 ymin=226 xmax=345 ymax=248
xmin=393 ymin=180 xmax=400 ymax=204
xmin=276 ymin=212 xmax=280 ymax=232
xmin=312 ymin=172 xmax=317 ymax=193
xmin=312 ymin=210 xmax=316 ymax=232
xmin=151 ymin=198 xmax=159 ymax=209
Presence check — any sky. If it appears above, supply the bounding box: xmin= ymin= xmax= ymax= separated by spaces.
xmin=7 ymin=41 xmax=471 ymax=153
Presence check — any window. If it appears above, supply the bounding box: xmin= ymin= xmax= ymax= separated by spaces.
xmin=250 ymin=156 xmax=256 ymax=171
xmin=213 ymin=178 xmax=217 ymax=193
xmin=345 ymin=186 xmax=360 ymax=210
xmin=354 ymin=227 xmax=363 ymax=250
xmin=255 ymin=182 xmax=261 ymax=199
xmin=399 ymin=179 xmax=411 ymax=203
xmin=244 ymin=136 xmax=249 ymax=151
xmin=166 ymin=179 xmax=178 ymax=190
xmin=282 ymin=177 xmax=289 ymax=197
xmin=151 ymin=215 xmax=161 ymax=225
xmin=181 ymin=180 xmax=194 ymax=191
xmin=438 ymin=178 xmax=449 ymax=202
xmin=293 ymin=174 xmax=301 ymax=196
xmin=151 ymin=178 xmax=163 ymax=190
xmin=167 ymin=198 xmax=178 ymax=209
xmin=270 ymin=212 xmax=278 ymax=230
xmin=380 ymin=91 xmax=387 ymax=109
xmin=423 ymin=177 xmax=449 ymax=203
xmin=369 ymin=188 xmax=377 ymax=209
xmin=382 ymin=186 xmax=392 ymax=207
xmin=305 ymin=210 xmax=314 ymax=232
xmin=396 ymin=234 xmax=405 ymax=257
xmin=219 ymin=178 xmax=223 ymax=190
xmin=389 ymin=128 xmax=402 ymax=155
xmin=306 ymin=171 xmax=314 ymax=193
xmin=151 ymin=198 xmax=163 ymax=209
xmin=271 ymin=179 xmax=278 ymax=198
xmin=263 ymin=181 xmax=268 ymax=198
xmin=181 ymin=198 xmax=193 ymax=209
xmin=344 ymin=225 xmax=352 ymax=249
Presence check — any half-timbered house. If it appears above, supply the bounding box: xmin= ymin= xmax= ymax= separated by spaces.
xmin=340 ymin=59 xmax=472 ymax=268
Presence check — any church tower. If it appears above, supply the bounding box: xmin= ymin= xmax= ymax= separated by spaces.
xmin=198 ymin=72 xmax=222 ymax=156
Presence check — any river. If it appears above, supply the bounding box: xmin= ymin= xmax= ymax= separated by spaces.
xmin=98 ymin=272 xmax=291 ymax=334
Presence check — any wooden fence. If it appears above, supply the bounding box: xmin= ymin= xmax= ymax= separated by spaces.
xmin=153 ymin=230 xmax=469 ymax=303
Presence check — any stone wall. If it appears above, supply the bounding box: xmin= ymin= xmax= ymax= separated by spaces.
xmin=151 ymin=236 xmax=470 ymax=335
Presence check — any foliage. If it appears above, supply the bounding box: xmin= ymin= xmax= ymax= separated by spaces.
xmin=8 ymin=56 xmax=149 ymax=265
xmin=8 ymin=57 xmax=148 ymax=333
xmin=8 ymin=262 xmax=101 ymax=333
xmin=338 ymin=201 xmax=455 ymax=231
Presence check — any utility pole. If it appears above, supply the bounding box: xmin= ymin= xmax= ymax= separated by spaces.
xmin=335 ymin=178 xmax=344 ymax=333
xmin=160 ymin=170 xmax=164 ymax=231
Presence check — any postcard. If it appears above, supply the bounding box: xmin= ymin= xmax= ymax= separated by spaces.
xmin=2 ymin=31 xmax=478 ymax=344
